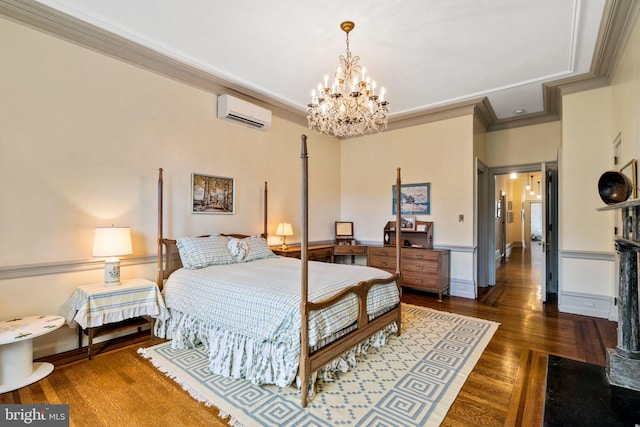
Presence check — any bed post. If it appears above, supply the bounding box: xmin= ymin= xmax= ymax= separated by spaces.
xmin=264 ymin=181 xmax=268 ymax=239
xmin=395 ymin=168 xmax=402 ymax=333
xmin=157 ymin=168 xmax=164 ymax=290
xmin=300 ymin=135 xmax=310 ymax=408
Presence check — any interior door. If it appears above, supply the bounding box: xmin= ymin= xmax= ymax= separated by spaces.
xmin=500 ymin=192 xmax=507 ymax=262
xmin=540 ymin=163 xmax=547 ymax=302
xmin=544 ymin=163 xmax=559 ymax=296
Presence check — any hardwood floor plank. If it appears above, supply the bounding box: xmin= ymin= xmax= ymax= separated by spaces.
xmin=520 ymin=350 xmax=547 ymax=426
xmin=504 ymin=347 xmax=532 ymax=427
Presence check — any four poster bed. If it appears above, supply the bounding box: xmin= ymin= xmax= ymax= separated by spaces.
xmin=154 ymin=135 xmax=403 ymax=407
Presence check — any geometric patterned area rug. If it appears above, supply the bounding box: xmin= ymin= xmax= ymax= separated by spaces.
xmin=138 ymin=304 xmax=499 ymax=426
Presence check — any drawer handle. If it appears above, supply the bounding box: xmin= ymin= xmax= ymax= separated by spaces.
xmin=381 ymin=261 xmax=388 ymax=266
xmin=348 ymin=249 xmax=353 ymax=253
xmin=415 ymin=279 xmax=423 ymax=283
xmin=415 ymin=254 xmax=424 ymax=259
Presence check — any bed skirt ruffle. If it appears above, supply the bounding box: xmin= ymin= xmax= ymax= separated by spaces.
xmin=154 ymin=309 xmax=398 ymax=391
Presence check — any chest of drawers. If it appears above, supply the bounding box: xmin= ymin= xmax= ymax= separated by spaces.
xmin=401 ymin=248 xmax=450 ymax=301
xmin=367 ymin=246 xmax=398 ymax=274
xmin=368 ymin=246 xmax=450 ymax=301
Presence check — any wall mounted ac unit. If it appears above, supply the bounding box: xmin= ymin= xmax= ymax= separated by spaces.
xmin=217 ymin=94 xmax=272 ymax=130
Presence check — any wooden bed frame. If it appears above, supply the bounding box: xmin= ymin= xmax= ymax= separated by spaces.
xmin=156 ymin=134 xmax=403 ymax=407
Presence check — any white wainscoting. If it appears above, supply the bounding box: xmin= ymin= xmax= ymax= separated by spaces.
xmin=559 ymin=250 xmax=617 ymax=320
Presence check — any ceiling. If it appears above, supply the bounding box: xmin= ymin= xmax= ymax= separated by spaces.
xmin=1 ymin=0 xmax=636 ymax=132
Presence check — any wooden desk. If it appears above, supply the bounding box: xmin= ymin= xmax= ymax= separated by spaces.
xmin=271 ymin=243 xmax=335 ymax=262
xmin=334 ymin=244 xmax=368 ymax=264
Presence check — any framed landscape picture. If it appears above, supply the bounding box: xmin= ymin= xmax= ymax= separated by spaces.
xmin=392 ymin=182 xmax=431 ymax=215
xmin=191 ymin=173 xmax=235 ymax=214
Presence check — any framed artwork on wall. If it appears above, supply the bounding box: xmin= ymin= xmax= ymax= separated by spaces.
xmin=191 ymin=173 xmax=235 ymax=214
xmin=620 ymin=158 xmax=637 ymax=199
xmin=392 ymin=182 xmax=431 ymax=215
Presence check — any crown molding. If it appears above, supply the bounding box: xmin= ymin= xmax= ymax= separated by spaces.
xmin=487 ymin=0 xmax=640 ymax=132
xmin=1 ymin=0 xmax=637 ymax=133
xmin=387 ymin=97 xmax=489 ymax=131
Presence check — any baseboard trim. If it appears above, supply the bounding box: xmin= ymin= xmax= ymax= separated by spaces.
xmin=450 ymin=278 xmax=476 ymax=299
xmin=559 ymin=291 xmax=616 ymax=320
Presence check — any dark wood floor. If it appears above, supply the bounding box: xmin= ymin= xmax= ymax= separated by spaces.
xmin=1 ymin=244 xmax=617 ymax=426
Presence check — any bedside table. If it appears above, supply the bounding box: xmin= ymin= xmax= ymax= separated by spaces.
xmin=63 ymin=278 xmax=169 ymax=359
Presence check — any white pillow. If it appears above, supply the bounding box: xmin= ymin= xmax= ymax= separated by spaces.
xmin=242 ymin=235 xmax=277 ymax=262
xmin=176 ymin=235 xmax=234 ymax=269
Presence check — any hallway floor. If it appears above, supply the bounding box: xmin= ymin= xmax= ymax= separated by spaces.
xmin=481 ymin=242 xmax=547 ymax=312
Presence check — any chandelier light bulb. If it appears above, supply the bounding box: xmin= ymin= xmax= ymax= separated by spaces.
xmin=307 ymin=21 xmax=389 ymax=137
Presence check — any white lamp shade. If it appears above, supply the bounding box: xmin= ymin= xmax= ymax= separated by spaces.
xmin=93 ymin=227 xmax=133 ymax=257
xmin=276 ymin=222 xmax=294 ymax=237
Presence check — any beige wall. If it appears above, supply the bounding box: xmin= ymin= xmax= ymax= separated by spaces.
xmin=340 ymin=115 xmax=477 ymax=297
xmin=487 ymin=121 xmax=561 ymax=167
xmin=557 ymin=12 xmax=639 ymax=315
xmin=340 ymin=116 xmax=474 ymax=246
xmin=473 ymin=115 xmax=488 ymax=164
xmin=560 ymin=87 xmax=613 ymax=254
xmin=0 ymin=17 xmax=339 ymax=355
xmin=611 ymin=10 xmax=640 ymax=168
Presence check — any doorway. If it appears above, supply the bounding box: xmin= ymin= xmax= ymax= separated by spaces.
xmin=530 ymin=202 xmax=542 ymax=241
xmin=483 ymin=163 xmax=558 ymax=306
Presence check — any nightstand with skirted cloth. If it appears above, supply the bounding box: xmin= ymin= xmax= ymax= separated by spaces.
xmin=63 ymin=278 xmax=169 ymax=359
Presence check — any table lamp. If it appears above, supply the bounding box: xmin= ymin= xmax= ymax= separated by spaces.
xmin=93 ymin=226 xmax=133 ymax=286
xmin=275 ymin=222 xmax=294 ymax=251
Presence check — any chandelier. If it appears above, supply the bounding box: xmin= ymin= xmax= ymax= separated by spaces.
xmin=307 ymin=21 xmax=389 ymax=138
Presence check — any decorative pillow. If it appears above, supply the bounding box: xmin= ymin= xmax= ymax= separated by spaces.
xmin=227 ymin=238 xmax=249 ymax=262
xmin=243 ymin=235 xmax=277 ymax=262
xmin=176 ymin=235 xmax=234 ymax=269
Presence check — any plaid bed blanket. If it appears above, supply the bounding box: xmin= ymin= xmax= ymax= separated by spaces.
xmin=155 ymin=257 xmax=399 ymax=386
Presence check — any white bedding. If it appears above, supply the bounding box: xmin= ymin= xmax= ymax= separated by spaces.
xmin=155 ymin=257 xmax=400 ymax=387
